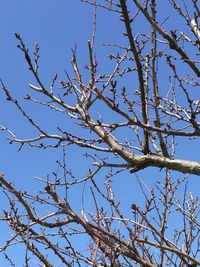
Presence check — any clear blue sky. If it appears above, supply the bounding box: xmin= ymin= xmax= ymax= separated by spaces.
xmin=0 ymin=1 xmax=199 ymax=266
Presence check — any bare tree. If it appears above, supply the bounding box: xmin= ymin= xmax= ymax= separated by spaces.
xmin=0 ymin=0 xmax=200 ymax=266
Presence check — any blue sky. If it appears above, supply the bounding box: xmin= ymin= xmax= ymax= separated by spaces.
xmin=0 ymin=1 xmax=125 ymax=265
xmin=0 ymin=0 xmax=199 ymax=266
